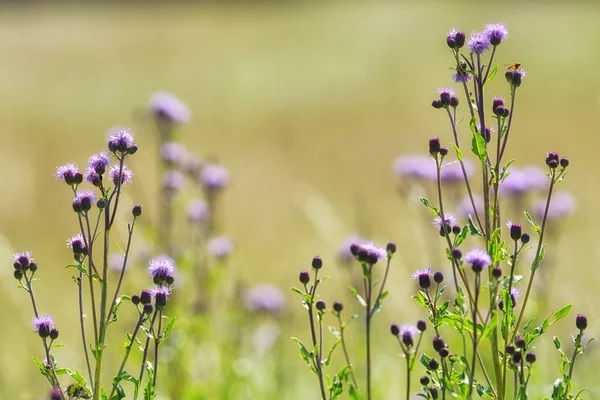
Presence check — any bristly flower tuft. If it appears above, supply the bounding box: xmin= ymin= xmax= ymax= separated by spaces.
xmin=200 ymin=164 xmax=230 ymax=193
xmin=152 ymin=286 xmax=171 ymax=309
xmin=73 ymin=190 xmax=96 ymax=213
xmin=446 ymin=29 xmax=466 ymax=49
xmin=149 ymin=92 xmax=191 ymax=125
xmin=484 ymin=23 xmax=508 ymax=46
xmin=207 ymin=237 xmax=235 ymax=259
xmin=88 ymin=151 xmax=111 ymax=175
xmin=148 ymin=255 xmax=176 ymax=286
xmin=412 ymin=268 xmax=433 ymax=289
xmin=33 ymin=315 xmax=55 ymax=338
xmin=67 ymin=233 xmax=87 ymax=255
xmin=465 ymin=248 xmax=492 ymax=273
xmin=468 ymin=31 xmax=490 ymax=54
xmin=13 ymin=251 xmax=34 ymax=270
xmin=56 ymin=163 xmax=82 ymax=186
xmin=108 ymin=128 xmax=136 ymax=154
xmin=400 ymin=324 xmax=419 ymax=348
xmin=109 ymin=164 xmax=133 ymax=186
xmin=186 ymin=199 xmax=210 ymax=224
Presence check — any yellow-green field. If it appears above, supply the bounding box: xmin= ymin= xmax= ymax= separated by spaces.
xmin=1 ymin=2 xmax=599 ymax=398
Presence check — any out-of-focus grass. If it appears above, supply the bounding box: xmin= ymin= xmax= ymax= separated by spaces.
xmin=1 ymin=1 xmax=599 ymax=398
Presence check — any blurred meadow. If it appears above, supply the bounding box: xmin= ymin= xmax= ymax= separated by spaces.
xmin=2 ymin=1 xmax=600 ymax=398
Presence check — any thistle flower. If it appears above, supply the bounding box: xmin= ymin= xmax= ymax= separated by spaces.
xmin=207 ymin=236 xmax=234 ymax=259
xmin=67 ymin=233 xmax=87 ymax=255
xmin=12 ymin=251 xmax=34 ymax=270
xmin=108 ymin=128 xmax=136 ymax=154
xmin=532 ymin=191 xmax=576 ymax=221
xmin=436 ymin=88 xmax=456 ymax=107
xmin=163 ymin=170 xmax=186 ymax=192
xmin=355 ymin=242 xmax=387 ymax=264
xmin=152 ymin=286 xmax=170 ymax=309
xmin=148 ymin=255 xmax=176 ymax=285
xmin=452 ymin=70 xmax=472 ymax=83
xmin=433 ymin=213 xmax=458 ymax=231
xmin=412 ymin=268 xmax=433 ymax=289
xmin=55 ymin=163 xmax=81 ymax=185
xmin=148 ymin=92 xmax=191 ymax=125
xmin=109 ymin=164 xmax=133 ymax=186
xmin=33 ymin=315 xmax=55 ymax=338
xmin=393 ymin=155 xmax=437 ymax=181
xmin=244 ymin=284 xmax=286 ymax=315
xmin=506 ymin=69 xmax=527 ymax=87
xmin=73 ymin=190 xmax=96 ymax=213
xmin=399 ymin=324 xmax=419 ymax=348
xmin=468 ymin=31 xmax=490 ymax=54
xmin=88 ymin=152 xmax=111 ymax=175
xmin=446 ymin=29 xmax=466 ymax=49
xmin=484 ymin=23 xmax=508 ymax=46
xmin=507 ymin=220 xmax=522 ymax=241
xmin=160 ymin=142 xmax=187 ymax=165
xmin=337 ymin=234 xmax=365 ymax=264
xmin=186 ymin=199 xmax=210 ymax=224
xmin=440 ymin=160 xmax=474 ymax=183
xmin=200 ymin=164 xmax=230 ymax=193
xmin=85 ymin=168 xmax=102 ymax=187
xmin=465 ymin=248 xmax=492 ymax=273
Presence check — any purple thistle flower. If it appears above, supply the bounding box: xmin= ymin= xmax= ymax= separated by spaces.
xmin=108 ymin=128 xmax=136 ymax=153
xmin=55 ymin=163 xmax=81 ymax=185
xmin=441 ymin=160 xmax=474 ymax=183
xmin=73 ymin=190 xmax=96 ymax=212
xmin=499 ymin=166 xmax=547 ymax=197
xmin=200 ymin=164 xmax=230 ymax=193
xmin=244 ymin=284 xmax=286 ymax=315
xmin=160 ymin=142 xmax=187 ymax=165
xmin=458 ymin=195 xmax=484 ymax=219
xmin=67 ymin=233 xmax=87 ymax=255
xmin=468 ymin=31 xmax=490 ymax=55
xmin=412 ymin=268 xmax=433 ymax=289
xmin=532 ymin=191 xmax=576 ymax=221
xmin=399 ymin=324 xmax=419 ymax=348
xmin=446 ymin=28 xmax=466 ymax=49
xmin=485 ymin=23 xmax=508 ymax=46
xmin=437 ymin=87 xmax=456 ymax=106
xmin=85 ymin=168 xmax=102 ymax=187
xmin=393 ymin=155 xmax=437 ymax=181
xmin=148 ymin=255 xmax=175 ymax=285
xmin=452 ymin=70 xmax=472 ymax=83
xmin=465 ymin=248 xmax=492 ymax=273
xmin=207 ymin=236 xmax=234 ymax=259
xmin=337 ymin=234 xmax=365 ymax=264
xmin=148 ymin=92 xmax=191 ymax=125
xmin=357 ymin=242 xmax=388 ymax=263
xmin=186 ymin=199 xmax=210 ymax=224
xmin=163 ymin=170 xmax=186 ymax=192
xmin=88 ymin=152 xmax=111 ymax=175
xmin=433 ymin=213 xmax=457 ymax=229
xmin=109 ymin=164 xmax=133 ymax=186
xmin=510 ymin=287 xmax=520 ymax=303
xmin=151 ymin=285 xmax=171 ymax=308
xmin=184 ymin=153 xmax=203 ymax=175
xmin=108 ymin=253 xmax=125 ymax=271
xmin=33 ymin=315 xmax=55 ymax=338
xmin=12 ymin=251 xmax=34 ymax=269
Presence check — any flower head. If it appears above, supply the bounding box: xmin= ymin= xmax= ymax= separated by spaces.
xmin=148 ymin=255 xmax=176 ymax=285
xmin=412 ymin=268 xmax=433 ymax=289
xmin=433 ymin=213 xmax=458 ymax=230
xmin=33 ymin=315 xmax=55 ymax=338
xmin=85 ymin=168 xmax=102 ymax=187
xmin=465 ymin=248 xmax=492 ymax=273
xmin=393 ymin=155 xmax=437 ymax=181
xmin=152 ymin=286 xmax=171 ymax=308
xmin=108 ymin=128 xmax=136 ymax=154
xmin=200 ymin=164 xmax=229 ymax=193
xmin=506 ymin=69 xmax=527 ymax=87
xmin=532 ymin=191 xmax=576 ymax=221
xmin=485 ymin=23 xmax=508 ymax=46
xmin=446 ymin=28 xmax=466 ymax=49
xmin=160 ymin=142 xmax=187 ymax=165
xmin=207 ymin=237 xmax=234 ymax=259
xmin=186 ymin=199 xmax=210 ymax=224
xmin=468 ymin=31 xmax=490 ymax=54
xmin=67 ymin=233 xmax=87 ymax=255
xmin=148 ymin=92 xmax=191 ymax=125
xmin=399 ymin=324 xmax=419 ymax=348
xmin=356 ymin=242 xmax=387 ymax=264
xmin=436 ymin=88 xmax=456 ymax=107
xmin=337 ymin=235 xmax=365 ymax=264
xmin=244 ymin=284 xmax=286 ymax=315
xmin=55 ymin=163 xmax=81 ymax=185
xmin=88 ymin=152 xmax=111 ymax=175
xmin=13 ymin=251 xmax=34 ymax=270
xmin=109 ymin=164 xmax=133 ymax=186
xmin=163 ymin=170 xmax=185 ymax=192
xmin=452 ymin=70 xmax=472 ymax=83
xmin=73 ymin=190 xmax=96 ymax=213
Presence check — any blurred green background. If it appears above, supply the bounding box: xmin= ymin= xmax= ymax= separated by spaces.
xmin=1 ymin=1 xmax=599 ymax=398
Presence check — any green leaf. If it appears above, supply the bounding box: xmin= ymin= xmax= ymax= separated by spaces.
xmin=553 ymin=336 xmax=562 ymax=350
xmin=524 ymin=211 xmax=541 ymax=234
xmin=349 ymin=384 xmax=362 ymax=400
xmin=329 ymin=326 xmax=342 ymax=339
xmin=455 ymin=225 xmax=469 ymax=247
xmin=450 ymin=143 xmax=463 ymax=162
xmin=419 ymin=197 xmax=440 ymax=216
xmin=162 ymin=317 xmax=176 ymax=340
xmin=485 ymin=64 xmax=499 ymax=85
xmin=533 ymin=245 xmax=546 ymax=271
xmin=471 ymin=130 xmax=486 ymax=161
xmin=324 ymin=339 xmax=341 ymax=365
xmin=467 ymin=215 xmax=483 ymax=236
xmin=348 ymin=286 xmax=367 ymax=308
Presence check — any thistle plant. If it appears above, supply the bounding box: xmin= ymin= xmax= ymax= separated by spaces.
xmin=293 ymin=22 xmax=592 ymax=400
xmin=12 ymin=128 xmax=175 ymax=399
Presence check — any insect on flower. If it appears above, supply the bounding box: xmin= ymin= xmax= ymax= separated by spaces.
xmin=505 ymin=63 xmax=521 ymax=70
